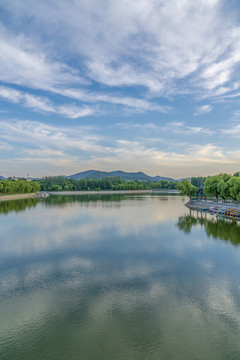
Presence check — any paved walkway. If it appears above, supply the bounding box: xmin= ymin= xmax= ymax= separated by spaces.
xmin=186 ymin=200 xmax=240 ymax=211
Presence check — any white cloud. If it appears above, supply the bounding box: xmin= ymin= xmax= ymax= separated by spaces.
xmin=0 ymin=85 xmax=170 ymax=118
xmin=187 ymin=144 xmax=226 ymax=161
xmin=0 ymin=22 xmax=85 ymax=90
xmin=0 ymin=87 xmax=22 ymax=103
xmin=222 ymin=124 xmax=240 ymax=138
xmin=22 ymin=149 xmax=65 ymax=157
xmin=0 ymin=119 xmax=235 ymax=177
xmin=194 ymin=105 xmax=212 ymax=116
xmin=0 ymin=0 xmax=240 ymax=100
xmin=115 ymin=121 xmax=214 ymax=135
xmin=0 ymin=120 xmax=107 ymax=155
xmin=229 ymin=110 xmax=240 ymax=123
xmin=52 ymin=88 xmax=170 ymax=113
xmin=0 ymin=86 xmax=95 ymax=118
xmin=157 ymin=121 xmax=214 ymax=135
xmin=172 ymin=124 xmax=214 ymax=135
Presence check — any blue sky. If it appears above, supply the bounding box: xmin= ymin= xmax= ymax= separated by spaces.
xmin=0 ymin=0 xmax=240 ymax=179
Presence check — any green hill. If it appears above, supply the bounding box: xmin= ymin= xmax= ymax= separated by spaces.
xmin=68 ymin=170 xmax=175 ymax=182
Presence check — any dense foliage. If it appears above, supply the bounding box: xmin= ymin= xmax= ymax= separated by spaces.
xmin=177 ymin=172 xmax=240 ymax=201
xmin=191 ymin=176 xmax=206 ymax=187
xmin=176 ymin=180 xmax=198 ymax=199
xmin=39 ymin=176 xmax=178 ymax=191
xmin=0 ymin=179 xmax=40 ymax=194
xmin=203 ymin=173 xmax=240 ymax=201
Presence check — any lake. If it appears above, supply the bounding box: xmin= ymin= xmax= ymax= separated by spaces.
xmin=1 ymin=194 xmax=240 ymax=360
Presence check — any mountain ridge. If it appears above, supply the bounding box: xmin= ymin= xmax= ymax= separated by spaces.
xmin=68 ymin=170 xmax=177 ymax=182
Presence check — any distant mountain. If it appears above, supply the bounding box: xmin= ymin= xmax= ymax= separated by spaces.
xmin=68 ymin=170 xmax=176 ymax=182
xmin=0 ymin=175 xmax=6 ymax=180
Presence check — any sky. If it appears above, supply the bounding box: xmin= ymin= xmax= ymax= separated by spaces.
xmin=0 ymin=0 xmax=240 ymax=179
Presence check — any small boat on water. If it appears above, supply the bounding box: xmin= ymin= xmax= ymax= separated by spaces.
xmin=216 ymin=207 xmax=240 ymax=220
xmin=209 ymin=206 xmax=221 ymax=214
xmin=224 ymin=208 xmax=237 ymax=216
xmin=34 ymin=192 xmax=49 ymax=198
xmin=204 ymin=205 xmax=240 ymax=220
xmin=217 ymin=207 xmax=229 ymax=215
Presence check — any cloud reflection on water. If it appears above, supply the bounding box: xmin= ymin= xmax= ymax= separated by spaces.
xmin=1 ymin=195 xmax=240 ymax=359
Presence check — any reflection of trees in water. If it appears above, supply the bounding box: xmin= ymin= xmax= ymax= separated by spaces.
xmin=44 ymin=193 xmax=179 ymax=208
xmin=43 ymin=194 xmax=138 ymax=206
xmin=177 ymin=215 xmax=199 ymax=234
xmin=0 ymin=198 xmax=39 ymax=215
xmin=177 ymin=213 xmax=240 ymax=246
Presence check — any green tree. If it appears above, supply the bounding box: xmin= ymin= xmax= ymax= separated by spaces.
xmin=228 ymin=177 xmax=240 ymax=201
xmin=177 ymin=180 xmax=197 ymax=199
xmin=204 ymin=173 xmax=231 ymax=200
xmin=204 ymin=175 xmax=220 ymax=199
xmin=217 ymin=174 xmax=231 ymax=200
xmin=191 ymin=177 xmax=206 ymax=187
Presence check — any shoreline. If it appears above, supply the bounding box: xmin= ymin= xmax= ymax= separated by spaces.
xmin=0 ymin=189 xmax=180 ymax=201
xmin=47 ymin=190 xmax=179 ymax=195
xmin=0 ymin=193 xmax=36 ymax=201
xmin=186 ymin=199 xmax=240 ymax=211
xmin=47 ymin=190 xmax=154 ymax=195
xmin=0 ymin=190 xmax=152 ymax=201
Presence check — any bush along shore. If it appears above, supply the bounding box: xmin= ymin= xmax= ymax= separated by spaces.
xmin=177 ymin=173 xmax=240 ymax=220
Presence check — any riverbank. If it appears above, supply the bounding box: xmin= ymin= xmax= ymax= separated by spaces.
xmin=186 ymin=199 xmax=240 ymax=211
xmin=0 ymin=193 xmax=36 ymax=201
xmin=0 ymin=189 xmax=180 ymax=201
xmin=47 ymin=190 xmax=154 ymax=195
xmin=0 ymin=190 xmax=152 ymax=201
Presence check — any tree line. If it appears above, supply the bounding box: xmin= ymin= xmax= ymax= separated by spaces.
xmin=39 ymin=176 xmax=178 ymax=192
xmin=0 ymin=176 xmax=178 ymax=195
xmin=177 ymin=172 xmax=240 ymax=201
xmin=0 ymin=176 xmax=178 ymax=194
xmin=2 ymin=172 xmax=240 ymax=201
xmin=0 ymin=179 xmax=40 ymax=194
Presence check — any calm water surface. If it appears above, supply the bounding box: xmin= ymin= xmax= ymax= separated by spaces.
xmin=1 ymin=194 xmax=240 ymax=360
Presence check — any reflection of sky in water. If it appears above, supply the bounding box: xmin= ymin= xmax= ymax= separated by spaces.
xmin=0 ymin=195 xmax=188 ymax=256
xmin=1 ymin=195 xmax=240 ymax=359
